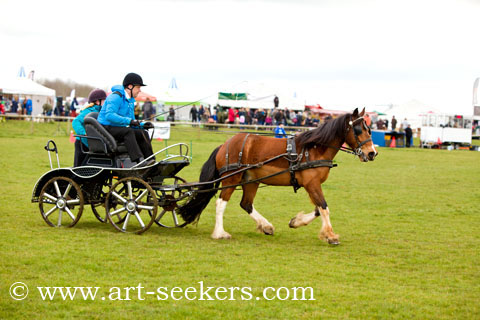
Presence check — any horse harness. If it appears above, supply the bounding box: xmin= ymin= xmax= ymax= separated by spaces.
xmin=218 ymin=134 xmax=337 ymax=193
xmin=341 ymin=116 xmax=372 ymax=157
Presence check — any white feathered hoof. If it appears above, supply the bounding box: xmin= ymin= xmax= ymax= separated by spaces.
xmin=211 ymin=230 xmax=232 ymax=240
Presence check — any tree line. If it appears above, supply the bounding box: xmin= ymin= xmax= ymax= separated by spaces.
xmin=37 ymin=78 xmax=96 ymax=98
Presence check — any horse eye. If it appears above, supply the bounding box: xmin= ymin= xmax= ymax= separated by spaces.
xmin=354 ymin=126 xmax=362 ymax=135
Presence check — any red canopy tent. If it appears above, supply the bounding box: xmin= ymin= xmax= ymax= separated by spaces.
xmin=134 ymin=91 xmax=157 ymax=102
xmin=306 ymin=105 xmax=377 ymax=118
xmin=305 ymin=104 xmax=348 ymax=117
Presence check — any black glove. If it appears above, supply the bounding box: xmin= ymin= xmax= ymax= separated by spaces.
xmin=143 ymin=121 xmax=154 ymax=129
xmin=130 ymin=119 xmax=140 ymax=127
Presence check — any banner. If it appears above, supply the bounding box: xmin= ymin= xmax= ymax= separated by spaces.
xmin=218 ymin=92 xmax=247 ymax=100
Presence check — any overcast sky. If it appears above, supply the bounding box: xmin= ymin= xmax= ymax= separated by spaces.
xmin=1 ymin=0 xmax=480 ymax=114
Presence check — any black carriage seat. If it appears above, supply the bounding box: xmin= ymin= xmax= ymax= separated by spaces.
xmin=84 ymin=112 xmax=128 ymax=154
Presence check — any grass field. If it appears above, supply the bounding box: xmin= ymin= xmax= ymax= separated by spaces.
xmin=1 ymin=120 xmax=479 ymax=319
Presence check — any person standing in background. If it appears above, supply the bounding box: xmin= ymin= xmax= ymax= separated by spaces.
xmin=391 ymin=115 xmax=397 ymax=131
xmin=142 ymin=98 xmax=153 ymax=120
xmin=190 ymin=105 xmax=198 ymax=122
xmin=405 ymin=124 xmax=413 ymax=148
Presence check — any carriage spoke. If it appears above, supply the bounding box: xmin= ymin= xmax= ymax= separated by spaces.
xmin=112 ymin=191 xmax=127 ymax=203
xmin=62 ymin=183 xmax=72 ymax=198
xmin=172 ymin=209 xmax=179 ymax=226
xmin=66 ymin=199 xmax=80 ymax=205
xmin=110 ymin=207 xmax=126 ymax=217
xmin=122 ymin=213 xmax=131 ymax=231
xmin=44 ymin=205 xmax=58 ymax=218
xmin=64 ymin=207 xmax=76 ymax=221
xmin=43 ymin=192 xmax=57 ymax=202
xmin=57 ymin=209 xmax=63 ymax=226
xmin=127 ymin=181 xmax=133 ymax=200
xmin=135 ymin=189 xmax=149 ymax=202
xmin=54 ymin=181 xmax=61 ymax=197
xmin=133 ymin=211 xmax=145 ymax=229
xmin=137 ymin=204 xmax=154 ymax=211
xmin=156 ymin=209 xmax=167 ymax=222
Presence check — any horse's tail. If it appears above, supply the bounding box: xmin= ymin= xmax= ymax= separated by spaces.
xmin=178 ymin=145 xmax=221 ymax=224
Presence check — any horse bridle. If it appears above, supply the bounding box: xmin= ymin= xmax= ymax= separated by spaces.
xmin=343 ymin=116 xmax=372 ymax=156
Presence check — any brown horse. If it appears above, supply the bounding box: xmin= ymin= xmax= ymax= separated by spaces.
xmin=178 ymin=108 xmax=377 ymax=244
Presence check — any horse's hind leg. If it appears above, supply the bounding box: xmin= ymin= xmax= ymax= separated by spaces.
xmin=211 ymin=186 xmax=235 ymax=240
xmin=240 ymin=183 xmax=274 ymax=235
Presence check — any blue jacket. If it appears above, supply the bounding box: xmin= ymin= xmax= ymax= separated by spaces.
xmin=97 ymin=85 xmax=135 ymax=127
xmin=274 ymin=126 xmax=286 ymax=138
xmin=72 ymin=104 xmax=102 ymax=146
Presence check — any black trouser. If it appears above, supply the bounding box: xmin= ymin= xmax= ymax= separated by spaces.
xmin=74 ymin=139 xmax=88 ymax=167
xmin=104 ymin=126 xmax=153 ymax=162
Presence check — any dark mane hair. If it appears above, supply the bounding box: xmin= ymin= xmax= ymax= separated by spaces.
xmin=295 ymin=113 xmax=350 ymax=148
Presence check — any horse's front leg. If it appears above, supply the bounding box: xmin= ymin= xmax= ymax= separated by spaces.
xmin=317 ymin=206 xmax=339 ymax=245
xmin=289 ymin=208 xmax=319 ymax=228
xmin=291 ymin=183 xmax=339 ymax=244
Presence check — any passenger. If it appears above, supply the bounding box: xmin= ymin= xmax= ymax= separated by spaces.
xmin=97 ymin=73 xmax=154 ymax=165
xmin=72 ymin=89 xmax=107 ymax=167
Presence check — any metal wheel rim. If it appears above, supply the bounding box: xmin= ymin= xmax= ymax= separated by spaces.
xmin=39 ymin=177 xmax=84 ymax=228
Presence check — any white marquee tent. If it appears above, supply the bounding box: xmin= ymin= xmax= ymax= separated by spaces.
xmin=0 ymin=77 xmax=56 ymax=115
xmin=380 ymin=99 xmax=441 ymax=129
xmin=215 ymin=81 xmax=305 ymax=111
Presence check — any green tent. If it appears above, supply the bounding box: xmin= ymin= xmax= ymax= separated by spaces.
xmin=218 ymin=92 xmax=247 ymax=100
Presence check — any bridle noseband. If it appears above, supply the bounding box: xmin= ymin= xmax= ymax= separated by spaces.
xmin=343 ymin=116 xmax=372 ymax=157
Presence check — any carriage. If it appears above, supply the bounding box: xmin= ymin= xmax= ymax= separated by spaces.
xmin=31 ymin=112 xmax=196 ymax=234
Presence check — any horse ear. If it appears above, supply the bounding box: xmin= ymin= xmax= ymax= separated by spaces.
xmin=359 ymin=107 xmax=365 ymax=117
xmin=352 ymin=108 xmax=359 ymax=117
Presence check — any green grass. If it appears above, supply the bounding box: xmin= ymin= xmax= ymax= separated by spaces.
xmin=1 ymin=120 xmax=479 ymax=319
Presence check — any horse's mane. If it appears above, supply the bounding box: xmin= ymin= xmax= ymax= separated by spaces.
xmin=295 ymin=113 xmax=350 ymax=149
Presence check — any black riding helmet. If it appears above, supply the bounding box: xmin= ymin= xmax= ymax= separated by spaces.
xmin=123 ymin=73 xmax=147 ymax=87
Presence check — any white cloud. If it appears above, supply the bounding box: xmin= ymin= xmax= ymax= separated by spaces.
xmin=1 ymin=0 xmax=479 ymax=114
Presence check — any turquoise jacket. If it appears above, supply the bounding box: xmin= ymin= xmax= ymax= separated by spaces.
xmin=97 ymin=85 xmax=135 ymax=127
xmin=72 ymin=104 xmax=102 ymax=146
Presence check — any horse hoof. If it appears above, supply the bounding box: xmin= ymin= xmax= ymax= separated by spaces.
xmin=327 ymin=239 xmax=340 ymax=245
xmin=288 ymin=218 xmax=296 ymax=228
xmin=262 ymin=225 xmax=275 ymax=235
xmin=211 ymin=232 xmax=232 ymax=240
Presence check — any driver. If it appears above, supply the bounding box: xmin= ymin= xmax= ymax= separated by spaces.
xmin=97 ymin=73 xmax=154 ymax=165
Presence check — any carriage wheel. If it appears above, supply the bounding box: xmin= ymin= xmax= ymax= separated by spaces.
xmin=154 ymin=176 xmax=189 ymax=228
xmin=38 ymin=177 xmax=84 ymax=227
xmin=91 ymin=202 xmax=107 ymax=223
xmin=90 ymin=180 xmax=126 ymax=224
xmin=105 ymin=177 xmax=157 ymax=234
xmin=92 ymin=202 xmax=127 ymax=225
xmin=90 ymin=180 xmax=109 ymax=223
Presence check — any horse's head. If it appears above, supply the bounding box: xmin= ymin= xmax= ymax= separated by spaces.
xmin=344 ymin=108 xmax=378 ymax=162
